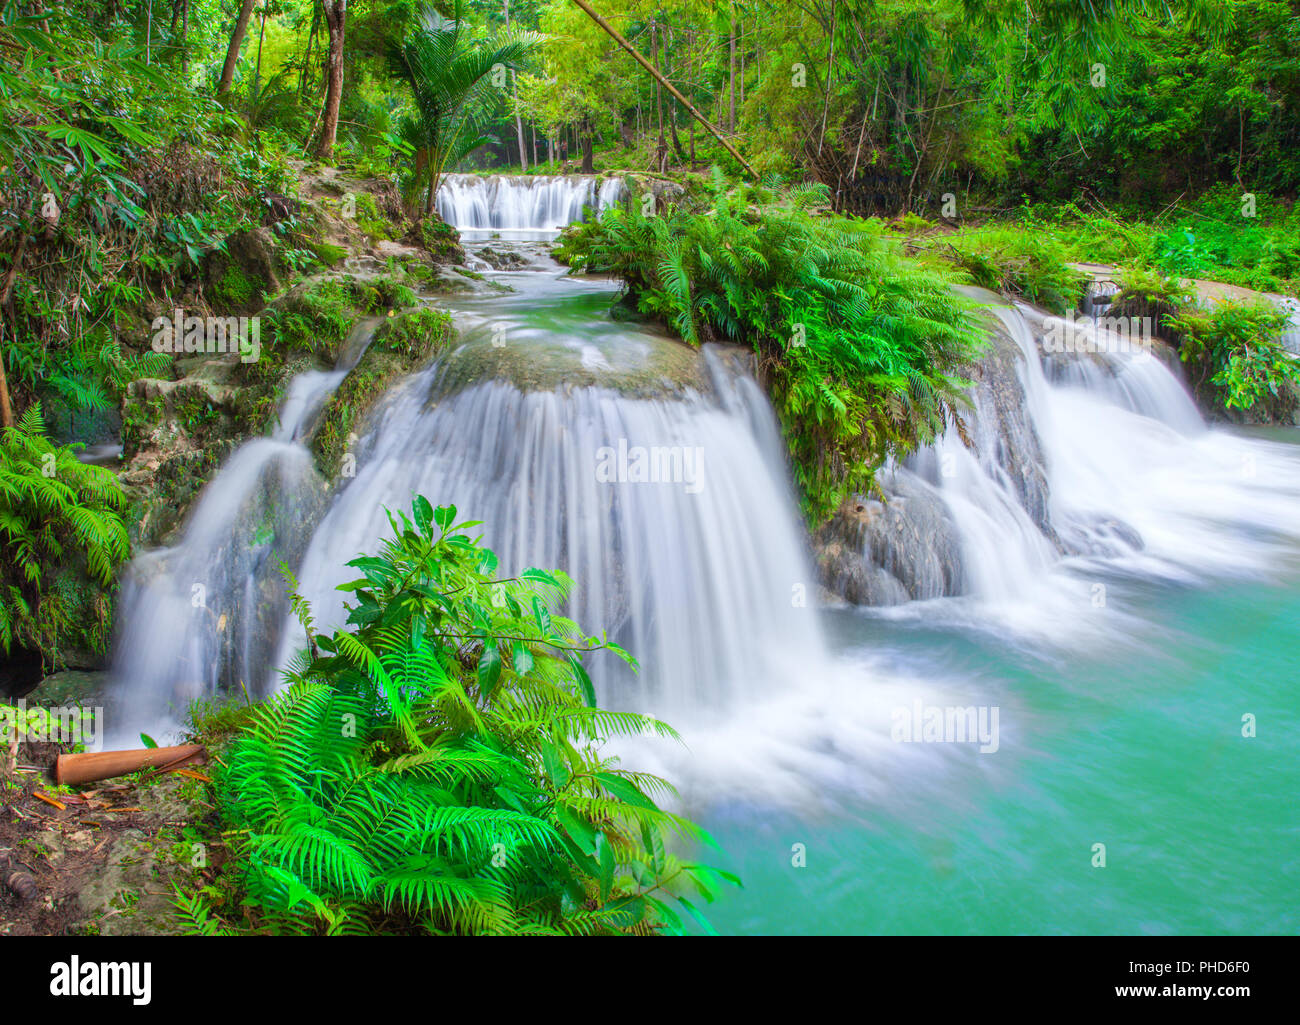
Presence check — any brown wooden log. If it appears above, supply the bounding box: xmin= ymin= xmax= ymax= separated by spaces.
xmin=55 ymin=744 xmax=207 ymax=786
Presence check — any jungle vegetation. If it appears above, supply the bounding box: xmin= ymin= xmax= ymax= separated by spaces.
xmin=2 ymin=0 xmax=1299 ymax=935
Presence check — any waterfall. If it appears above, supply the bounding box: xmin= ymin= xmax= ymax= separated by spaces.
xmin=107 ymin=179 xmax=1300 ymax=758
xmin=827 ymin=295 xmax=1300 ymax=635
xmin=435 ymin=174 xmax=626 ymax=234
xmin=275 ymin=346 xmax=823 ymax=718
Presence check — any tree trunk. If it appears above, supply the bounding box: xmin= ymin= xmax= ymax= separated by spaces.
xmin=668 ymin=99 xmax=685 ymax=161
xmin=660 ymin=24 xmax=685 ymax=161
xmin=300 ymin=10 xmax=317 ymax=98
xmin=0 ymin=331 xmax=13 ymax=431
xmin=581 ymin=117 xmax=594 ymax=173
xmin=738 ymin=22 xmax=744 ymax=107
xmin=218 ymin=0 xmax=257 ymax=95
xmin=652 ymin=20 xmax=664 ymax=145
xmin=728 ymin=7 xmax=736 ymax=133
xmin=504 ymin=0 xmax=527 ymax=171
xmin=0 ymin=233 xmax=28 ymax=431
xmin=817 ymin=0 xmax=837 ymax=156
xmin=254 ymin=9 xmax=267 ymax=100
xmin=315 ymin=1 xmax=347 ymax=161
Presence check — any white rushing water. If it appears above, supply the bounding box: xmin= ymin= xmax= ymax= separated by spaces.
xmin=436 ymin=174 xmax=626 ymax=236
xmin=276 ymin=347 xmax=823 ymax=718
xmin=867 ymin=302 xmax=1300 ymax=648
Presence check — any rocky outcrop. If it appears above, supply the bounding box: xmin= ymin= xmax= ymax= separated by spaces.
xmin=816 ymin=468 xmax=965 ymax=605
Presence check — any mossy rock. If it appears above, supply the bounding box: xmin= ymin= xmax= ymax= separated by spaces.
xmin=129 ymin=437 xmax=241 ymax=546
xmin=410 ymin=214 xmax=466 ymax=266
xmin=312 ymin=307 xmax=454 ymax=479
xmin=353 ymin=192 xmax=392 ymax=241
xmin=202 ymin=227 xmax=282 ymax=315
xmin=309 ymin=241 xmax=349 ymax=268
xmin=23 ymin=669 xmax=111 ymax=708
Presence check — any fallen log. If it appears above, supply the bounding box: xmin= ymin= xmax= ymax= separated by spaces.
xmin=54 ymin=744 xmax=207 ymax=786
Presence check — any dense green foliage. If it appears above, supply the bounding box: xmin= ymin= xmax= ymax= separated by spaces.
xmin=1168 ymin=300 xmax=1300 ymax=415
xmin=201 ymin=497 xmax=735 ymax=935
xmin=386 ymin=1 xmax=538 ymax=212
xmin=0 ymin=405 xmax=129 ymax=662
xmin=559 ymin=179 xmax=983 ymax=521
xmin=917 ymin=223 xmax=1089 ymax=313
xmin=0 ymin=5 xmax=304 ymax=421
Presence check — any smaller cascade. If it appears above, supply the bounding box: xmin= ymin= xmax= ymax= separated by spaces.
xmin=105 ymin=322 xmax=377 ymax=745
xmin=1024 ymin=305 xmax=1205 ymax=435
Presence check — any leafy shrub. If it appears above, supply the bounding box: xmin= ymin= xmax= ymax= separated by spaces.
xmin=204 ymin=497 xmax=735 ymax=935
xmin=558 ymin=181 xmax=984 ymax=523
xmin=1151 ymin=187 xmax=1300 ymax=294
xmin=0 ymin=13 xmax=304 ymax=429
xmin=927 ymin=224 xmax=1089 ymax=313
xmin=1166 ymin=300 xmax=1300 ymax=415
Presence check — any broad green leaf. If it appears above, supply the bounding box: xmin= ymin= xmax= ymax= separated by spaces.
xmin=677 ymin=896 xmax=719 ymax=936
xmin=413 ymin=495 xmax=434 ymax=534
xmin=540 ymin=737 xmax=570 ymax=788
xmin=512 ymin=640 xmax=533 ymax=676
xmin=433 ymin=504 xmax=457 ymax=531
xmin=593 ymin=771 xmax=657 ymax=811
xmin=595 ymin=831 xmax=614 ymax=902
xmin=477 ymin=640 xmax=502 ymax=698
xmin=568 ymin=654 xmax=597 ymax=708
xmin=532 ymin=595 xmax=551 ymax=634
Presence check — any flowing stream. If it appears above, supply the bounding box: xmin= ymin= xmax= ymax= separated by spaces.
xmin=109 ymin=176 xmax=1300 ymax=933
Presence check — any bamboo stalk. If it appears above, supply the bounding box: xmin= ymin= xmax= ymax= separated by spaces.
xmin=569 ymin=0 xmax=758 ymax=180
xmin=55 ymin=744 xmax=207 ymax=786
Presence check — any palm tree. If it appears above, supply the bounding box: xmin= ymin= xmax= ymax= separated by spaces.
xmin=386 ymin=1 xmax=539 ymax=216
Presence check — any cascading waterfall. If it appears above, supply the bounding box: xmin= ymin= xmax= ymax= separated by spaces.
xmin=436 ymin=174 xmax=626 ymax=235
xmin=106 ymin=179 xmax=1300 ymax=823
xmin=275 ymin=346 xmax=824 ymax=717
xmin=839 ymin=295 xmax=1300 ymax=644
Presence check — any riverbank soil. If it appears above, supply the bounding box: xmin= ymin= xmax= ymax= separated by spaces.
xmin=0 ymin=746 xmax=212 ymax=936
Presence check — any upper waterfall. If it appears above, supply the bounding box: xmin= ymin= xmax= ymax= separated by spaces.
xmin=435 ymin=173 xmax=626 ymax=235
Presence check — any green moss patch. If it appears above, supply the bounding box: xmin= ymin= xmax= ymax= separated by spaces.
xmin=312 ymin=307 xmax=453 ymax=478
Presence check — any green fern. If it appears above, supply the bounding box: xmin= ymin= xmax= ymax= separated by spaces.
xmin=212 ymin=496 xmax=736 ymax=936
xmin=556 ymin=180 xmax=985 ymax=523
xmin=0 ymin=403 xmax=130 ymax=659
